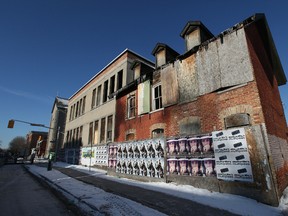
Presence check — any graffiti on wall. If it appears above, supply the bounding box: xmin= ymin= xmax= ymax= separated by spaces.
xmin=108 ymin=138 xmax=165 ymax=178
xmin=166 ymin=135 xmax=216 ymax=177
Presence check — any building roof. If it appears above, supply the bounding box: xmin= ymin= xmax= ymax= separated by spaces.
xmin=178 ymin=13 xmax=286 ymax=86
xmin=51 ymin=96 xmax=68 ymax=113
xmin=180 ymin=21 xmax=214 ymax=38
xmin=69 ymin=49 xmax=154 ymax=100
xmin=151 ymin=43 xmax=180 ymax=57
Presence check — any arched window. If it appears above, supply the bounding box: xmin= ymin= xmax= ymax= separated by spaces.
xmin=152 ymin=128 xmax=164 ymax=138
xmin=126 ymin=133 xmax=135 ymax=141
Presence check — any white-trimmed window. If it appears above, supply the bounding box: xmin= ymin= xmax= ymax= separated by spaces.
xmin=127 ymin=95 xmax=136 ymax=119
xmin=152 ymin=84 xmax=162 ymax=110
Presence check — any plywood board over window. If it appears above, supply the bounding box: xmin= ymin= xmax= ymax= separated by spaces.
xmin=138 ymin=80 xmax=150 ymax=115
xmin=161 ymin=65 xmax=179 ymax=107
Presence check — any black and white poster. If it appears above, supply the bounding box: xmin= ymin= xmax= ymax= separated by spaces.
xmin=212 ymin=128 xmax=253 ymax=182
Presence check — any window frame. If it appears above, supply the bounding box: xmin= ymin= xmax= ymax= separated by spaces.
xmin=152 ymin=83 xmax=163 ymax=111
xmin=127 ymin=94 xmax=136 ymax=119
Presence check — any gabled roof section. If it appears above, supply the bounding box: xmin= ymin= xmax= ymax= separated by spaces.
xmin=180 ymin=21 xmax=214 ymax=38
xmin=51 ymin=96 xmax=68 ymax=113
xmin=151 ymin=43 xmax=180 ymax=57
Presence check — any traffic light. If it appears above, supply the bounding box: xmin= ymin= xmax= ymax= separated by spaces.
xmin=7 ymin=120 xmax=14 ymax=128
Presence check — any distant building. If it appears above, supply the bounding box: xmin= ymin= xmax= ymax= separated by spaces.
xmin=46 ymin=96 xmax=68 ymax=160
xmin=26 ymin=131 xmax=48 ymax=157
xmin=112 ymin=14 xmax=287 ymax=206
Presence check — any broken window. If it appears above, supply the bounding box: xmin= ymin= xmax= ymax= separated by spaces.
xmin=152 ymin=84 xmax=162 ymax=110
xmin=103 ymin=80 xmax=108 ymax=103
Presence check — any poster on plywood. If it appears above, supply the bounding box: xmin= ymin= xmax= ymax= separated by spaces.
xmin=212 ymin=128 xmax=253 ymax=182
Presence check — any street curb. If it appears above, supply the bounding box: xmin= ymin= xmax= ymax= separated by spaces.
xmin=24 ymin=165 xmax=101 ymax=216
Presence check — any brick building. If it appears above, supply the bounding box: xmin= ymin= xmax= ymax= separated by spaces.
xmin=64 ymin=49 xmax=154 ymax=165
xmin=112 ymin=14 xmax=288 ymax=205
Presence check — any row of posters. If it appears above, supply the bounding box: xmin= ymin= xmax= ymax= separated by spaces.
xmin=105 ymin=128 xmax=253 ymax=182
xmin=108 ymin=139 xmax=165 ymax=178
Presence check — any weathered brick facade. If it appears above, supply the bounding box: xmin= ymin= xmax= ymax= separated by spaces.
xmin=113 ymin=14 xmax=287 ymax=205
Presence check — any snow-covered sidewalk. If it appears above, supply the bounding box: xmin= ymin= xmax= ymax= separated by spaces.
xmin=26 ymin=161 xmax=288 ymax=216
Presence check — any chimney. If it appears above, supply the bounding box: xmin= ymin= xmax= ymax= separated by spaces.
xmin=180 ymin=21 xmax=214 ymax=52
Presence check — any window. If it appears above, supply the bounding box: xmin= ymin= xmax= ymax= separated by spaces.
xmin=117 ymin=70 xmax=123 ymax=90
xmin=152 ymin=84 xmax=162 ymax=110
xmin=69 ymin=107 xmax=73 ymax=121
xmin=107 ymin=115 xmax=113 ymax=142
xmin=79 ymin=99 xmax=82 ymax=116
xmin=103 ymin=80 xmax=108 ymax=103
xmin=127 ymin=95 xmax=136 ymax=118
xmin=96 ymin=85 xmax=102 ymax=106
xmin=94 ymin=120 xmax=99 ymax=144
xmin=76 ymin=127 xmax=79 ymax=146
xmin=91 ymin=88 xmax=96 ymax=109
xmin=79 ymin=126 xmax=83 ymax=146
xmin=75 ymin=101 xmax=79 ymax=118
xmin=152 ymin=129 xmax=164 ymax=138
xmin=73 ymin=129 xmax=76 ymax=147
xmin=82 ymin=96 xmax=86 ymax=114
xmin=126 ymin=133 xmax=135 ymax=141
xmin=100 ymin=117 xmax=106 ymax=143
xmin=88 ymin=122 xmax=93 ymax=145
xmin=110 ymin=75 xmax=115 ymax=95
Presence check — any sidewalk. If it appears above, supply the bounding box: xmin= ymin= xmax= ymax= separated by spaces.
xmin=25 ymin=161 xmax=286 ymax=216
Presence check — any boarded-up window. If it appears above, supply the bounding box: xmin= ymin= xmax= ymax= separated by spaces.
xmin=224 ymin=113 xmax=250 ymax=129
xmin=138 ymin=80 xmax=150 ymax=115
xmin=152 ymin=84 xmax=162 ymax=110
xmin=161 ymin=66 xmax=179 ymax=106
xmin=100 ymin=118 xmax=106 ymax=143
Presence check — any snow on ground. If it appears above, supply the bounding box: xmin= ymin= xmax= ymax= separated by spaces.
xmin=27 ymin=160 xmax=288 ymax=216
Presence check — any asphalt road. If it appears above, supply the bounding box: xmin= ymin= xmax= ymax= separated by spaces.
xmin=0 ymin=164 xmax=77 ymax=216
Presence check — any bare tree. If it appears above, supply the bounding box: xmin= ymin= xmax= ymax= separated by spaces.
xmin=9 ymin=136 xmax=28 ymax=156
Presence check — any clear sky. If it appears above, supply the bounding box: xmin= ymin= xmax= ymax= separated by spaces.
xmin=0 ymin=0 xmax=287 ymax=149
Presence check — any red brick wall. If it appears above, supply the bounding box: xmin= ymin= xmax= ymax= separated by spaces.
xmin=245 ymin=22 xmax=288 ymax=195
xmin=115 ymin=80 xmax=263 ymax=142
xmin=245 ymin=23 xmax=287 ymax=139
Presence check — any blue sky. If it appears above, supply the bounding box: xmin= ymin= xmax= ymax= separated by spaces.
xmin=0 ymin=0 xmax=287 ymax=149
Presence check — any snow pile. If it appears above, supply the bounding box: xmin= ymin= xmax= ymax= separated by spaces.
xmin=27 ymin=161 xmax=288 ymax=216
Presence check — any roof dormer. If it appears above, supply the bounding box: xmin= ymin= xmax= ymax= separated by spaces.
xmin=152 ymin=43 xmax=179 ymax=68
xmin=180 ymin=21 xmax=214 ymax=52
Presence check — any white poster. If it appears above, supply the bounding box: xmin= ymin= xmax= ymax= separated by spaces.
xmin=212 ymin=128 xmax=253 ymax=182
